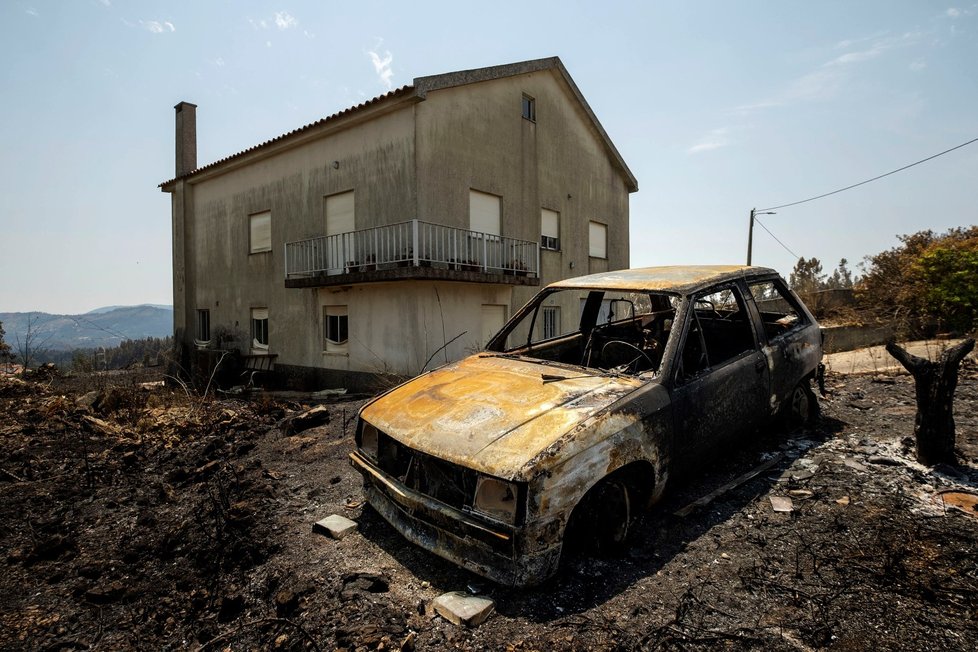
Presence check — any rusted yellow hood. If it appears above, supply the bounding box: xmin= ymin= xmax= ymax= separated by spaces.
xmin=360 ymin=354 xmax=643 ymax=479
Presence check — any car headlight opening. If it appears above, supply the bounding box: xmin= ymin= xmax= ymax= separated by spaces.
xmin=359 ymin=421 xmax=379 ymax=460
xmin=472 ymin=476 xmax=519 ymax=524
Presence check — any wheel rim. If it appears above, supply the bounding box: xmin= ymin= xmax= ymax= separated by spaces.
xmin=790 ymin=385 xmax=810 ymax=423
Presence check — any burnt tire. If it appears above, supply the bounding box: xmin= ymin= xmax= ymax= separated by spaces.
xmin=784 ymin=380 xmax=819 ymax=429
xmin=565 ymin=479 xmax=633 ymax=556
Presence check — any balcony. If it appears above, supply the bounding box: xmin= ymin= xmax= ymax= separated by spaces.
xmin=285 ymin=219 xmax=540 ymax=288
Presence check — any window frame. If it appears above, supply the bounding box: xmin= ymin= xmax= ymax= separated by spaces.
xmin=196 ymin=309 xmax=211 ymax=344
xmin=323 ymin=305 xmax=349 ymax=354
xmin=675 ymin=284 xmax=758 ymax=382
xmin=249 ymin=210 xmax=272 ymax=254
xmin=522 ymin=93 xmax=536 ymax=122
xmin=541 ymin=305 xmax=560 ymax=340
xmin=589 ymin=221 xmax=608 ymax=259
xmin=250 ymin=307 xmax=269 ymax=352
xmin=541 ymin=208 xmax=560 ymax=251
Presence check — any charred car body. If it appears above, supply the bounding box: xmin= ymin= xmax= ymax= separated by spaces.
xmin=350 ymin=266 xmax=822 ymax=585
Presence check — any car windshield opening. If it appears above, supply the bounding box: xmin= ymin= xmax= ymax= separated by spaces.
xmin=487 ymin=288 xmax=677 ymax=375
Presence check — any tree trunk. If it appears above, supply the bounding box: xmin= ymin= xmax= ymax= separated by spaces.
xmin=885 ymin=339 xmax=975 ymax=466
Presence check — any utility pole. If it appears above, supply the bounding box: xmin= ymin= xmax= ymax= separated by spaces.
xmin=746 ymin=208 xmax=776 ymax=266
xmin=747 ymin=208 xmax=755 ymax=266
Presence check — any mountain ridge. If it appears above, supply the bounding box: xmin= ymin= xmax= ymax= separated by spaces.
xmin=0 ymin=305 xmax=173 ymax=351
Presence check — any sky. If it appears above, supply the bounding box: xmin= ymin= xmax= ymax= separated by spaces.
xmin=1 ymin=0 xmax=976 ymax=314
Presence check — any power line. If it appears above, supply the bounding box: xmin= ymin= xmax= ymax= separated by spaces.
xmin=758 ymin=136 xmax=978 ymax=212
xmin=754 ymin=216 xmax=799 ymax=259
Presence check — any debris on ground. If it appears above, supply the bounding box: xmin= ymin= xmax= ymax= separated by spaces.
xmin=1 ymin=360 xmax=976 ymax=650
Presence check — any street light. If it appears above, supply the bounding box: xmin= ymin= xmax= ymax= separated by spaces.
xmin=746 ymin=208 xmax=776 ymax=266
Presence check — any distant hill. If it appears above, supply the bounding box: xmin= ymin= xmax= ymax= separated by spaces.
xmin=0 ymin=305 xmax=173 ymax=351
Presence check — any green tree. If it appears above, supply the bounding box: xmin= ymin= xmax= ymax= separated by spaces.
xmin=789 ymin=257 xmax=826 ymax=295
xmin=825 ymin=258 xmax=855 ymax=290
xmin=859 ymin=226 xmax=978 ymax=333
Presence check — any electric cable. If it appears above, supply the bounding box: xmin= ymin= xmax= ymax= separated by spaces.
xmin=754 ymin=216 xmax=799 ymax=259
xmin=758 ymin=136 xmax=978 ymax=212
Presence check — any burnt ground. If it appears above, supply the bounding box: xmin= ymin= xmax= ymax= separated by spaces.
xmin=1 ymin=361 xmax=977 ymax=651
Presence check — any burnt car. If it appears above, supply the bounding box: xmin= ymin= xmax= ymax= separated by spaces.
xmin=350 ymin=265 xmax=822 ymax=585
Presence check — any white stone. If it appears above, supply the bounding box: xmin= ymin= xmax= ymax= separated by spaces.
xmin=432 ymin=591 xmax=495 ymax=627
xmin=313 ymin=514 xmax=357 ymax=539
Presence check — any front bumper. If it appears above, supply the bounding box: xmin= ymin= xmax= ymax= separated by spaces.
xmin=349 ymin=451 xmax=561 ymax=586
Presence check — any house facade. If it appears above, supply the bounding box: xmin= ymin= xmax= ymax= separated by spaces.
xmin=161 ymin=57 xmax=637 ymax=389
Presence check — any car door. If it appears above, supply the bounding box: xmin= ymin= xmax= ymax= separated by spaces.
xmin=745 ymin=277 xmax=821 ymax=416
xmin=668 ymin=283 xmax=770 ymax=464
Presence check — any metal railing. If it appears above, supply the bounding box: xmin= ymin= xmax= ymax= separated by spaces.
xmin=285 ymin=219 xmax=539 ymax=279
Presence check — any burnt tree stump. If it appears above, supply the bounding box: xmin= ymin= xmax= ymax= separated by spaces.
xmin=885 ymin=339 xmax=975 ymax=466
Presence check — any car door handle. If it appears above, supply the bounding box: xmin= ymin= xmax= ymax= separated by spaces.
xmin=755 ymin=359 xmax=766 ymax=373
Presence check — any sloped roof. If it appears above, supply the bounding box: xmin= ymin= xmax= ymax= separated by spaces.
xmin=160 ymin=57 xmax=637 ymax=191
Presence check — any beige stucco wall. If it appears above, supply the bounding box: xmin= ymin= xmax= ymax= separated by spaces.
xmin=182 ymin=108 xmax=416 ymax=367
xmin=414 ymin=70 xmax=630 ymax=315
xmin=170 ymin=67 xmax=633 ymax=382
xmin=318 ymin=281 xmax=512 ymax=376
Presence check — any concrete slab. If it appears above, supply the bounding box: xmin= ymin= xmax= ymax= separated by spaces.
xmin=432 ymin=591 xmax=495 ymax=627
xmin=823 ymin=338 xmax=976 ymax=375
xmin=313 ymin=514 xmax=357 ymax=540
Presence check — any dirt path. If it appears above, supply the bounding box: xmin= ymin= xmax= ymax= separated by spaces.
xmin=1 ymin=360 xmax=976 ymax=650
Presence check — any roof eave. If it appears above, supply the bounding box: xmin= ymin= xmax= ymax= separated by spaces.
xmin=159 ymin=86 xmax=420 ymax=190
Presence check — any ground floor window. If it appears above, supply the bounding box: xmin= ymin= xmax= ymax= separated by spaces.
xmin=324 ymin=305 xmax=349 ymax=353
xmin=542 ymin=306 xmax=560 ymax=339
xmin=196 ymin=309 xmax=210 ymax=343
xmin=251 ymin=308 xmax=268 ymax=352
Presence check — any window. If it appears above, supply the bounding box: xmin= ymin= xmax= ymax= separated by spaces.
xmin=324 ymin=191 xmax=355 ymax=274
xmin=323 ymin=305 xmax=349 ymax=353
xmin=522 ymin=94 xmax=536 ymax=121
xmin=196 ymin=309 xmax=210 ymax=343
xmin=325 ymin=191 xmax=355 ymax=236
xmin=589 ymin=221 xmax=607 ymax=258
xmin=541 ymin=209 xmax=560 ymax=251
xmin=748 ymin=279 xmax=810 ymax=340
xmin=251 ymin=308 xmax=268 ymax=351
xmin=542 ymin=306 xmax=560 ymax=339
xmin=469 ymin=190 xmax=501 ymax=236
xmin=250 ymin=211 xmax=271 ymax=253
xmin=678 ymin=287 xmax=756 ymax=380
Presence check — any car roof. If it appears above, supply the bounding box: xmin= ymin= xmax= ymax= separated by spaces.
xmin=547 ymin=265 xmax=778 ymax=294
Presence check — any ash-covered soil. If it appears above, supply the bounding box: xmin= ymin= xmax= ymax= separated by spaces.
xmin=1 ymin=361 xmax=976 ymax=651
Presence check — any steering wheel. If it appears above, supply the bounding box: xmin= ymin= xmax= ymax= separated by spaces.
xmin=601 ymin=340 xmax=656 ymax=373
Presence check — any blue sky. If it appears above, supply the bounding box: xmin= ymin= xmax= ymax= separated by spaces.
xmin=1 ymin=1 xmax=976 ymax=314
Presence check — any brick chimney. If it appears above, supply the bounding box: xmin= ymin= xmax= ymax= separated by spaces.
xmin=174 ymin=101 xmax=197 ymax=177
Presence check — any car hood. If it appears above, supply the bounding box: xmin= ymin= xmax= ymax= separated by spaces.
xmin=359 ymin=354 xmax=644 ymax=479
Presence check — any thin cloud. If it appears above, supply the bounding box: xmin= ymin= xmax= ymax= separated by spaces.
xmin=735 ymin=31 xmax=924 ymax=114
xmin=98 ymin=0 xmax=111 ymax=6
xmin=275 ymin=11 xmax=297 ymax=29
xmin=368 ymin=49 xmax=394 ymax=89
xmin=826 ymin=31 xmax=922 ymax=67
xmin=687 ymin=128 xmax=730 ymax=155
xmin=910 ymin=59 xmax=927 ymax=71
xmin=947 ymin=7 xmax=961 ymax=17
xmin=140 ymin=20 xmax=175 ymax=34
xmin=26 ymin=8 xmax=38 ymax=16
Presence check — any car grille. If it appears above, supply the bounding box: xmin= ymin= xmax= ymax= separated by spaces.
xmin=376 ymin=432 xmax=479 ymax=511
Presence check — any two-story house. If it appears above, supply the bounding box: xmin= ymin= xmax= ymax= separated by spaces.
xmin=160 ymin=57 xmax=637 ymax=390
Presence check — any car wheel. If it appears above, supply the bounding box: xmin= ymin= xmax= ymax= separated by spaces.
xmin=567 ymin=478 xmax=633 ymax=556
xmin=785 ymin=380 xmax=818 ymax=428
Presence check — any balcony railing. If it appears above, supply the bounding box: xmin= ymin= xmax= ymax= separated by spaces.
xmin=285 ymin=219 xmax=539 ymax=280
